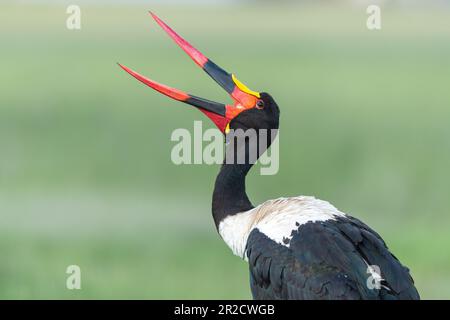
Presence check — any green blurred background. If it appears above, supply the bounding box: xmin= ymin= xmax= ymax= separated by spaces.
xmin=1 ymin=1 xmax=450 ymax=299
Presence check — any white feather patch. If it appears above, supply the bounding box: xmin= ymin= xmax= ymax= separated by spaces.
xmin=218 ymin=196 xmax=346 ymax=259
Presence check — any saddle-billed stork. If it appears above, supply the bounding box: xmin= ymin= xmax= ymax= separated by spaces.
xmin=119 ymin=12 xmax=420 ymax=300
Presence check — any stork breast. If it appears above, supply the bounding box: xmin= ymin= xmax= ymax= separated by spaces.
xmin=218 ymin=196 xmax=346 ymax=259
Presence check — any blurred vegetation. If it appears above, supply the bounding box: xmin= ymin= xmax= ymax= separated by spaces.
xmin=0 ymin=3 xmax=449 ymax=299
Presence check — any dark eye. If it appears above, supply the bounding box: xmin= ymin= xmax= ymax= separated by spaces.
xmin=256 ymin=100 xmax=264 ymax=109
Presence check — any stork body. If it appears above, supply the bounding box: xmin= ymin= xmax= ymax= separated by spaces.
xmin=120 ymin=13 xmax=420 ymax=300
xmin=215 ymin=172 xmax=419 ymax=299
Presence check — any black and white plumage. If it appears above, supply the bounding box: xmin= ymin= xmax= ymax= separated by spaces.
xmin=120 ymin=14 xmax=420 ymax=300
xmin=219 ymin=197 xmax=419 ymax=300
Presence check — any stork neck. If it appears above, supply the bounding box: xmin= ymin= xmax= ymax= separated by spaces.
xmin=212 ymin=161 xmax=254 ymax=228
xmin=212 ymin=129 xmax=276 ymax=229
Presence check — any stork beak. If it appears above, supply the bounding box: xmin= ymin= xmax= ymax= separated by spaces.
xmin=118 ymin=12 xmax=260 ymax=133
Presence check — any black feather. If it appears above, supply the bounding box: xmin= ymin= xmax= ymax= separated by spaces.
xmin=246 ymin=216 xmax=420 ymax=300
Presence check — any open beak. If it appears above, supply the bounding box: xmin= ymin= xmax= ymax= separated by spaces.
xmin=118 ymin=12 xmax=260 ymax=133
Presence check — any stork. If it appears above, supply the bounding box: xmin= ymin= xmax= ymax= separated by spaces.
xmin=119 ymin=12 xmax=420 ymax=300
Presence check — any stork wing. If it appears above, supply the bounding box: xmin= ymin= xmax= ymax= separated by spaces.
xmin=246 ymin=216 xmax=420 ymax=300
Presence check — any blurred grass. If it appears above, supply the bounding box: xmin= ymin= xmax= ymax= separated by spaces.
xmin=0 ymin=3 xmax=450 ymax=299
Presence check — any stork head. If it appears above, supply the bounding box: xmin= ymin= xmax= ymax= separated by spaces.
xmin=119 ymin=12 xmax=280 ymax=136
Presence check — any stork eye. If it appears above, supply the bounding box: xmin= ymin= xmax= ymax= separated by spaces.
xmin=256 ymin=100 xmax=264 ymax=109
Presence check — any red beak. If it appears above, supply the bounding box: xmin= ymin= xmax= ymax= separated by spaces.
xmin=118 ymin=12 xmax=261 ymax=133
